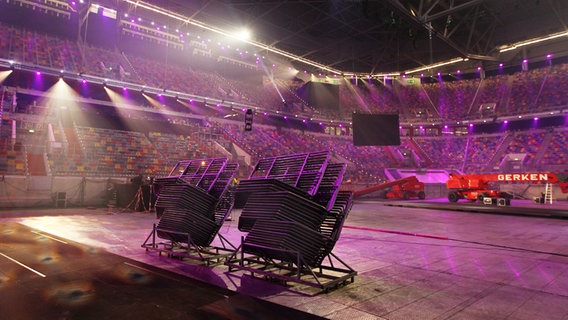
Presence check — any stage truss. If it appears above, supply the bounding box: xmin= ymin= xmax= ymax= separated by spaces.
xmin=226 ymin=238 xmax=357 ymax=293
xmin=141 ymin=224 xmax=237 ymax=266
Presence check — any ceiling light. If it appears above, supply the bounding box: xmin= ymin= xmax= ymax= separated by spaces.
xmin=405 ymin=58 xmax=465 ymax=74
xmin=499 ymin=31 xmax=568 ymax=52
xmin=122 ymin=0 xmax=343 ymax=75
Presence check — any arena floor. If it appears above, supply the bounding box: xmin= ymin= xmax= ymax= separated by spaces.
xmin=2 ymin=198 xmax=568 ymax=319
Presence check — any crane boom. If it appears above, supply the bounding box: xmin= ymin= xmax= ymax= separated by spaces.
xmin=354 ymin=176 xmax=425 ymax=200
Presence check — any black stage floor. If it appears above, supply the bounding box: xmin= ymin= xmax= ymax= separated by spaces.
xmin=0 ymin=222 xmax=324 ymax=320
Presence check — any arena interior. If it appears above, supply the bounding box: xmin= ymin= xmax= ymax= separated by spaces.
xmin=1 ymin=1 xmax=568 ymax=319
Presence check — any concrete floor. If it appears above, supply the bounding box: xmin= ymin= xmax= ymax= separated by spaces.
xmin=2 ymin=199 xmax=568 ymax=319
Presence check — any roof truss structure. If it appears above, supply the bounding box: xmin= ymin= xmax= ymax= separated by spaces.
xmin=104 ymin=0 xmax=568 ymax=74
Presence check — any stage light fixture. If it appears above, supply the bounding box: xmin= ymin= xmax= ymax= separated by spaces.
xmin=244 ymin=108 xmax=253 ymax=131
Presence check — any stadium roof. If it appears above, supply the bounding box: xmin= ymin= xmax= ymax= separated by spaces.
xmin=95 ymin=0 xmax=568 ymax=75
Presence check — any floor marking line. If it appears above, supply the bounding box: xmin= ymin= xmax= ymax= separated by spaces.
xmin=31 ymin=231 xmax=68 ymax=244
xmin=0 ymin=252 xmax=46 ymax=278
xmin=343 ymin=225 xmax=449 ymax=240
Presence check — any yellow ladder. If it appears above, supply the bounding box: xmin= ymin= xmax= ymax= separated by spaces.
xmin=544 ymin=183 xmax=553 ymax=204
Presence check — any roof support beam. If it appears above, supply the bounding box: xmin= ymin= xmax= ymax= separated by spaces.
xmin=387 ymin=0 xmax=497 ymax=61
xmin=421 ymin=0 xmax=485 ymax=23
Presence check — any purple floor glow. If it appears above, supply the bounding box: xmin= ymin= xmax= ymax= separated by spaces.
xmin=3 ymin=198 xmax=568 ymax=319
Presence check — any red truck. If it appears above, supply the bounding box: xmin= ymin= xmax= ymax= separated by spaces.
xmin=446 ymin=172 xmax=568 ymax=203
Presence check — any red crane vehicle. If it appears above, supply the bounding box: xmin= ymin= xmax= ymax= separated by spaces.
xmin=446 ymin=172 xmax=568 ymax=204
xmin=354 ymin=176 xmax=425 ymax=200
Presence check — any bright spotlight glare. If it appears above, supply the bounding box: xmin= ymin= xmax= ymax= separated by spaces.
xmin=236 ymin=29 xmax=250 ymax=41
xmin=0 ymin=70 xmax=12 ymax=83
